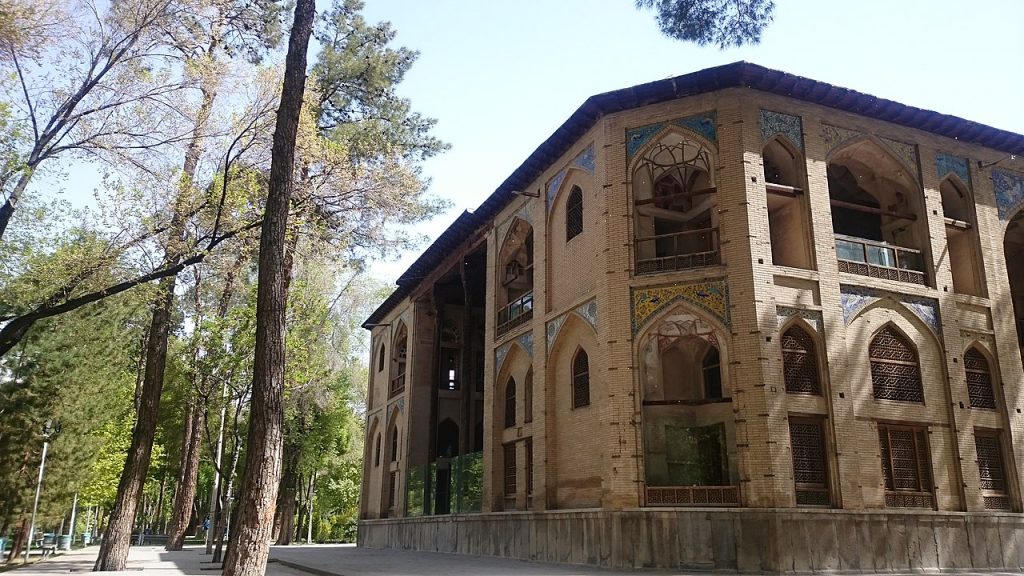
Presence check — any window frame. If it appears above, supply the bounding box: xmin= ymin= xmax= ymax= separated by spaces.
xmin=781 ymin=324 xmax=821 ymax=395
xmin=869 ymin=326 xmax=924 ymax=403
xmin=877 ymin=423 xmax=934 ymax=509
xmin=566 ymin=185 xmax=584 ymax=242
xmin=504 ymin=377 xmax=516 ymax=428
xmin=571 ymin=348 xmax=591 ymax=409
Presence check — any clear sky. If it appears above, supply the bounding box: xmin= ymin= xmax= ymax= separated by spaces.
xmin=355 ymin=0 xmax=1024 ymax=283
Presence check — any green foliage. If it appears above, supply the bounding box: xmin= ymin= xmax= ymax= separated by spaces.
xmin=636 ymin=0 xmax=774 ymax=48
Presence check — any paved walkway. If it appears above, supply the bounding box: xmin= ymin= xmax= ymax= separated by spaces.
xmin=1 ymin=545 xmax=310 ymax=576
xmin=269 ymin=544 xmax=643 ymax=575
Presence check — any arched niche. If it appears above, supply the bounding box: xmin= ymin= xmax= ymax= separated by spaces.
xmin=939 ymin=176 xmax=985 ymax=296
xmin=1005 ymin=208 xmax=1024 ymax=367
xmin=827 ymin=139 xmax=929 ymax=285
xmin=389 ymin=322 xmax=408 ymax=397
xmin=763 ymin=136 xmax=814 ymax=269
xmin=496 ymin=219 xmax=534 ymax=335
xmin=635 ymin=306 xmax=739 ymax=505
xmin=632 ymin=130 xmax=719 ymax=274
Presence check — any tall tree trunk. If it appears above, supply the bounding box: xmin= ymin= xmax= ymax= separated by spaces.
xmin=155 ymin=469 xmax=167 ymax=533
xmin=274 ymin=451 xmax=298 ymax=545
xmin=221 ymin=2 xmax=314 ymax=575
xmin=93 ymin=81 xmax=216 ymax=576
xmin=166 ymin=405 xmax=205 ymax=549
xmin=7 ymin=517 xmax=27 ymax=562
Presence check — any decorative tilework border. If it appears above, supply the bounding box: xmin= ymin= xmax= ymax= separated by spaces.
xmin=993 ymin=169 xmax=1024 ymax=221
xmin=545 ymin=299 xmax=598 ymax=352
xmin=936 ymin=152 xmax=971 ymax=186
xmin=626 ymin=111 xmax=717 ymax=160
xmin=545 ymin=144 xmax=596 ymax=212
xmin=839 ymin=285 xmax=941 ymax=335
xmin=776 ymin=306 xmax=822 ymax=333
xmin=821 ymin=124 xmax=861 ymax=154
xmin=879 ymin=137 xmax=920 ymax=180
xmin=631 ymin=280 xmax=730 ymax=336
xmin=759 ymin=110 xmax=803 ymax=152
xmin=495 ymin=332 xmax=535 ymax=372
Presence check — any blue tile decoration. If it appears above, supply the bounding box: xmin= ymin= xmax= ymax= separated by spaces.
xmin=626 ymin=112 xmax=717 ymax=161
xmin=776 ymin=306 xmax=822 ymax=333
xmin=517 ymin=331 xmax=534 ymax=358
xmin=879 ymin=137 xmax=920 ymax=180
xmin=821 ymin=124 xmax=862 ymax=154
xmin=672 ymin=112 xmax=717 ymax=145
xmin=546 ymin=144 xmax=596 ymax=211
xmin=546 ymin=315 xmax=567 ymax=353
xmin=993 ymin=169 xmax=1024 ymax=221
xmin=572 ymin=144 xmax=596 ymax=174
xmin=396 ymin=397 xmax=405 ymax=413
xmin=626 ymin=123 xmax=665 ymax=160
xmin=631 ymin=279 xmax=730 ymax=335
xmin=495 ymin=342 xmax=512 ymax=372
xmin=839 ymin=285 xmax=941 ymax=335
xmin=575 ymin=299 xmax=598 ymax=331
xmin=935 ymin=152 xmax=971 ymax=185
xmin=759 ymin=110 xmax=803 ymax=152
xmin=545 ymin=169 xmax=567 ymax=209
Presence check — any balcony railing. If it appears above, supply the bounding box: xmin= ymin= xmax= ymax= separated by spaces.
xmin=645 ymin=485 xmax=739 ymax=507
xmin=834 ymin=234 xmax=926 ymax=285
xmin=496 ymin=291 xmax=533 ymax=337
xmin=635 ymin=227 xmax=720 ymax=275
xmin=389 ymin=372 xmax=406 ymax=398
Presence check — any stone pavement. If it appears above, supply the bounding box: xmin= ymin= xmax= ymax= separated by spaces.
xmin=1 ymin=545 xmax=310 ymax=576
xmin=6 ymin=544 xmax=1024 ymax=575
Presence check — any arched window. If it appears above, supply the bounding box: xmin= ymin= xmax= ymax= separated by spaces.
xmin=390 ymin=425 xmax=399 ymax=462
xmin=377 ymin=343 xmax=386 ymax=372
xmin=524 ymin=369 xmax=533 ymax=423
xmin=702 ymin=347 xmax=722 ymax=399
xmin=572 ymin=348 xmax=590 ymax=408
xmin=964 ymin=347 xmax=996 ymax=409
xmin=869 ymin=326 xmax=923 ymax=403
xmin=504 ymin=377 xmax=516 ymax=428
xmin=497 ymin=220 xmax=534 ymax=337
xmin=781 ymin=325 xmax=820 ymax=394
xmin=566 ymin=186 xmax=583 ymax=241
xmin=374 ymin=433 xmax=382 ymax=467
xmin=437 ymin=418 xmax=459 ymax=458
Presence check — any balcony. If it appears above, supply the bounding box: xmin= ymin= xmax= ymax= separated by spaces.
xmin=389 ymin=372 xmax=406 ymax=398
xmin=496 ymin=291 xmax=533 ymax=338
xmin=635 ymin=227 xmax=720 ymax=275
xmin=835 ymin=234 xmax=926 ymax=286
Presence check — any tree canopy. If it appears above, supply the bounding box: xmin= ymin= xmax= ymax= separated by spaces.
xmin=636 ymin=0 xmax=775 ymax=48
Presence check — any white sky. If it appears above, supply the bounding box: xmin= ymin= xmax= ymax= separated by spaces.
xmin=356 ymin=0 xmax=1024 ymax=283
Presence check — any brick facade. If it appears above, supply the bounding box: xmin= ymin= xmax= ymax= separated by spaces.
xmin=358 ymin=64 xmax=1024 ymax=571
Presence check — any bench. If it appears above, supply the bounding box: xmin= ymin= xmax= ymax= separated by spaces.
xmin=35 ymin=539 xmax=57 ymax=559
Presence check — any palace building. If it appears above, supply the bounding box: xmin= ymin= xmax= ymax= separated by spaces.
xmin=358 ymin=62 xmax=1024 ymax=572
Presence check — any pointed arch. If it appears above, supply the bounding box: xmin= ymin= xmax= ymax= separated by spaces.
xmin=571 ymin=347 xmax=590 ymax=408
xmin=779 ymin=320 xmax=822 ymax=395
xmin=940 ymin=174 xmax=985 ymax=296
xmin=389 ymin=322 xmax=409 ymax=398
xmin=869 ymin=323 xmax=923 ymax=403
xmin=764 ymin=135 xmax=814 ymax=269
xmin=964 ymin=345 xmax=997 ymax=409
xmin=565 ymin=185 xmax=584 ymax=241
xmin=437 ymin=417 xmax=460 ymax=458
xmin=631 ymin=128 xmax=720 ymax=275
xmin=828 ymin=137 xmax=928 ymax=285
xmin=497 ymin=218 xmax=534 ymax=334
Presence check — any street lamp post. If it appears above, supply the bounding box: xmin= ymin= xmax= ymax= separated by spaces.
xmin=24 ymin=434 xmax=49 ymax=563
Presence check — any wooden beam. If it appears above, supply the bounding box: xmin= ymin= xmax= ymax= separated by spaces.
xmin=830 ymin=199 xmax=917 ymax=221
xmin=635 ymin=186 xmax=717 ymax=206
xmin=765 ymin=182 xmax=804 ymax=197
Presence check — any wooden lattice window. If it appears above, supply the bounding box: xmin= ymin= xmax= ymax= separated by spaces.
xmin=504 ymin=377 xmax=516 ymax=428
xmin=782 ymin=325 xmax=820 ymax=394
xmin=878 ymin=425 xmax=934 ymax=508
xmin=390 ymin=425 xmax=399 ymax=462
xmin=975 ymin=431 xmax=1011 ymax=510
xmin=503 ymin=443 xmax=517 ymax=496
xmin=572 ymin=348 xmax=591 ymax=408
xmin=374 ymin=433 xmax=381 ymax=467
xmin=388 ymin=471 xmax=398 ymax=509
xmin=524 ymin=370 xmax=534 ymax=423
xmin=869 ymin=327 xmax=924 ymax=403
xmin=790 ymin=418 xmax=830 ymax=506
xmin=566 ymin=186 xmax=583 ymax=241
xmin=965 ymin=348 xmax=997 ymax=409
xmin=377 ymin=343 xmax=385 ymax=372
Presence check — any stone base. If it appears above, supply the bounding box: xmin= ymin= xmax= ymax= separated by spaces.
xmin=358 ymin=508 xmax=1024 ymax=573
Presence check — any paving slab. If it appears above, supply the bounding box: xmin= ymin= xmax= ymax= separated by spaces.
xmin=3 ymin=546 xmax=308 ymax=576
